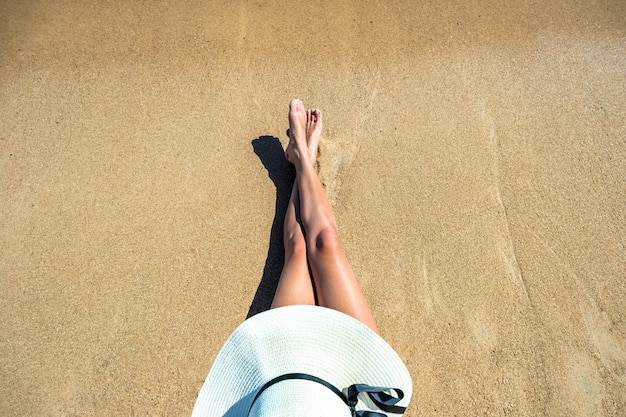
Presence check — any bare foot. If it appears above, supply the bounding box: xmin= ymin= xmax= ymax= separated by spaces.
xmin=285 ymin=99 xmax=309 ymax=166
xmin=306 ymin=109 xmax=323 ymax=165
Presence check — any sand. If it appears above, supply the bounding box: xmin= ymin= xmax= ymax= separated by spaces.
xmin=1 ymin=1 xmax=625 ymax=415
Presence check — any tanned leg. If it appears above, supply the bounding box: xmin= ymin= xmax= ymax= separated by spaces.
xmin=284 ymin=99 xmax=378 ymax=333
xmin=270 ymin=181 xmax=314 ymax=308
xmin=270 ymin=102 xmax=320 ymax=308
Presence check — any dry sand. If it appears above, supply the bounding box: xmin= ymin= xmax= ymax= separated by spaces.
xmin=1 ymin=1 xmax=625 ymax=415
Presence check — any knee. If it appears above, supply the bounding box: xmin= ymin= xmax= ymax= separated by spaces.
xmin=285 ymin=228 xmax=307 ymax=258
xmin=312 ymin=227 xmax=341 ymax=255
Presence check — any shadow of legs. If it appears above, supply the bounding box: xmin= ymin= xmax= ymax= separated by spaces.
xmin=247 ymin=135 xmax=294 ymax=318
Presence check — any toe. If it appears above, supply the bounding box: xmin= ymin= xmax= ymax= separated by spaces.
xmin=289 ymin=98 xmax=301 ymax=108
xmin=291 ymin=98 xmax=305 ymax=114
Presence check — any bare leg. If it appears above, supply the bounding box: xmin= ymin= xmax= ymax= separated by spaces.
xmin=285 ymin=99 xmax=379 ymax=333
xmin=270 ymin=106 xmax=321 ymax=308
xmin=271 ymin=181 xmax=315 ymax=308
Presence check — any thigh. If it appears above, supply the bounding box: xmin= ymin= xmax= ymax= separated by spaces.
xmin=271 ymin=251 xmax=315 ymax=308
xmin=308 ymin=247 xmax=379 ymax=334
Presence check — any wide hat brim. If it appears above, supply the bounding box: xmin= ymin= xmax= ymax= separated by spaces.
xmin=192 ymin=305 xmax=412 ymax=417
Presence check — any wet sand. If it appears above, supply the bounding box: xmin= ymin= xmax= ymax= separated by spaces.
xmin=1 ymin=1 xmax=625 ymax=415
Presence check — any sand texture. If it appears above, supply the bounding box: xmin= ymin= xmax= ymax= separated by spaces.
xmin=1 ymin=1 xmax=625 ymax=416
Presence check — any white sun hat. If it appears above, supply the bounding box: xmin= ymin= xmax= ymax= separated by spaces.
xmin=192 ymin=305 xmax=412 ymax=417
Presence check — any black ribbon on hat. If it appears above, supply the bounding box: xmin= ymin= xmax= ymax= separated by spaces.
xmin=248 ymin=373 xmax=406 ymax=417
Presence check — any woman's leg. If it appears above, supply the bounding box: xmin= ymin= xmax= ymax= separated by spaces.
xmin=270 ymin=108 xmax=321 ymax=308
xmin=270 ymin=180 xmax=315 ymax=308
xmin=284 ymin=99 xmax=379 ymax=334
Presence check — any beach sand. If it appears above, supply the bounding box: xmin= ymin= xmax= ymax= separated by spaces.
xmin=1 ymin=1 xmax=625 ymax=415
